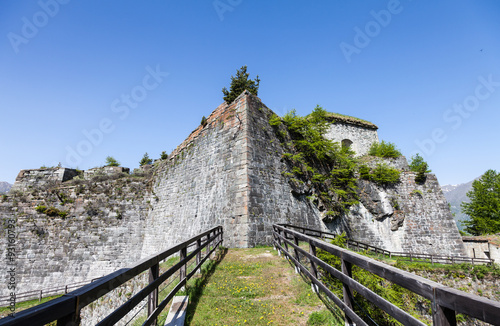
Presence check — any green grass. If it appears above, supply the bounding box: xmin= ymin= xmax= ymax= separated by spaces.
xmin=0 ymin=295 xmax=61 ymax=318
xmin=307 ymin=309 xmax=340 ymax=325
xmin=184 ymin=246 xmax=335 ymax=325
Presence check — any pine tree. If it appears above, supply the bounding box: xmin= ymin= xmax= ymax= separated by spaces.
xmin=105 ymin=156 xmax=120 ymax=167
xmin=222 ymin=65 xmax=260 ymax=104
xmin=139 ymin=152 xmax=153 ymax=166
xmin=461 ymin=169 xmax=500 ymax=235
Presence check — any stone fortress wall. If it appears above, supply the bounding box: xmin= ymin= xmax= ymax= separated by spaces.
xmin=324 ymin=114 xmax=379 ymax=157
xmin=1 ymin=90 xmax=467 ymax=298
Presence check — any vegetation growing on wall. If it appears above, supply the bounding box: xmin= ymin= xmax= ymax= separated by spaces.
xmin=139 ymin=153 xmax=152 ymax=166
xmin=105 ymin=156 xmax=120 ymax=167
xmin=35 ymin=205 xmax=68 ymax=219
xmin=269 ymin=106 xmax=359 ymax=220
xmin=359 ymin=164 xmax=401 ymax=186
xmin=316 ymin=234 xmax=429 ymax=325
xmin=222 ymin=65 xmax=260 ymax=104
xmin=409 ymin=153 xmax=431 ymax=184
xmin=368 ymin=140 xmax=402 ymax=158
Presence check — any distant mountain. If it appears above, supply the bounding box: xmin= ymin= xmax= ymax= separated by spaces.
xmin=441 ymin=179 xmax=476 ymax=231
xmin=0 ymin=181 xmax=12 ymax=194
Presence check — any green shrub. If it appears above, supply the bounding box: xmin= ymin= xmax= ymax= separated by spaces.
xmin=411 ymin=189 xmax=423 ymax=196
xmin=317 ymin=234 xmax=426 ymax=325
xmin=371 ymin=164 xmax=400 ymax=186
xmin=359 ymin=165 xmax=371 ymax=180
xmin=105 ymin=156 xmax=120 ymax=167
xmin=409 ymin=153 xmax=431 ymax=184
xmin=360 ymin=164 xmax=400 ymax=186
xmin=35 ymin=205 xmax=47 ymax=213
xmin=269 ymin=113 xmax=282 ymax=127
xmin=200 ymin=116 xmax=208 ymax=127
xmin=368 ymin=140 xmax=402 ymax=158
xmin=222 ymin=65 xmax=260 ymax=104
xmin=270 ymin=106 xmax=359 ymax=218
xmin=36 ymin=205 xmax=68 ymax=219
xmin=409 ymin=153 xmax=431 ymax=173
xmin=139 ymin=152 xmax=153 ymax=166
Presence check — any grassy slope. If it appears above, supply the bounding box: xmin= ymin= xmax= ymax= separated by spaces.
xmin=185 ymin=247 xmax=338 ymax=326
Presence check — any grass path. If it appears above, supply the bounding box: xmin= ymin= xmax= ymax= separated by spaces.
xmin=185 ymin=246 xmax=338 ymax=326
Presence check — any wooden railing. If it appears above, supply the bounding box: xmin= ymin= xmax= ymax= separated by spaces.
xmin=279 ymin=224 xmax=494 ymax=265
xmin=0 ymin=279 xmax=103 ymax=307
xmin=0 ymin=226 xmax=223 ymax=326
xmin=273 ymin=224 xmax=500 ymax=326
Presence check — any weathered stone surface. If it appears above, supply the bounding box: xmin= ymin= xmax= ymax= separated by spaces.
xmin=10 ymin=167 xmax=79 ymax=192
xmin=363 ymin=156 xmax=410 ymax=171
xmin=0 ymin=91 xmax=466 ymax=302
xmin=328 ymin=171 xmax=466 ymax=256
xmin=83 ymin=166 xmax=130 ymax=179
xmin=140 ymin=91 xmax=325 ymax=255
xmin=358 ymin=180 xmax=394 ymax=220
xmin=325 ymin=121 xmax=379 ymax=157
xmin=0 ymin=176 xmax=150 ymax=297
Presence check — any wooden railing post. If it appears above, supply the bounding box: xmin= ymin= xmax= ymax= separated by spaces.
xmin=206 ymin=234 xmax=210 ymax=259
xmin=276 ymin=227 xmax=283 ymax=257
xmin=293 ymin=235 xmax=300 ymax=274
xmin=433 ymin=289 xmax=457 ymax=326
xmin=180 ymin=247 xmax=187 ymax=291
xmin=57 ymin=312 xmax=81 ymax=326
xmin=148 ymin=263 xmax=159 ymax=326
xmin=283 ymin=230 xmax=290 ymax=257
xmin=341 ymin=255 xmax=354 ymax=326
xmin=309 ymin=241 xmax=319 ymax=293
xmin=196 ymin=238 xmax=202 ymax=273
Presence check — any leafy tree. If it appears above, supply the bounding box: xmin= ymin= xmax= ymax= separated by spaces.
xmin=105 ymin=156 xmax=120 ymax=167
xmin=409 ymin=153 xmax=431 ymax=184
xmin=139 ymin=152 xmax=153 ymax=166
xmin=160 ymin=151 xmax=168 ymax=160
xmin=461 ymin=170 xmax=500 ymax=235
xmin=222 ymin=65 xmax=260 ymax=104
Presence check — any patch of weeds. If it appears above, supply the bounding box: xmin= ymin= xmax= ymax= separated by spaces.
xmin=411 ymin=189 xmax=423 ymax=197
xmin=307 ymin=309 xmax=341 ymax=325
xmin=35 ymin=205 xmax=68 ymax=219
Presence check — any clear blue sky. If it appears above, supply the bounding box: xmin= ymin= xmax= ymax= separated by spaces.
xmin=1 ymin=1 xmax=499 ymax=185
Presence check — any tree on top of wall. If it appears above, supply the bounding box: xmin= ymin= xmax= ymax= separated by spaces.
xmin=140 ymin=153 xmax=153 ymax=166
xmin=105 ymin=156 xmax=120 ymax=167
xmin=222 ymin=65 xmax=260 ymax=104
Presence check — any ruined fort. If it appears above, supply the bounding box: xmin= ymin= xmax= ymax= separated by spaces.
xmin=1 ymin=90 xmax=467 ymax=296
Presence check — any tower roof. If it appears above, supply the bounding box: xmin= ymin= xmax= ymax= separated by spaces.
xmin=325 ymin=112 xmax=378 ymax=130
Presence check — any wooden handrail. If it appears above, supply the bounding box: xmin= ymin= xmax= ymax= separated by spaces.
xmin=0 ymin=279 xmax=103 ymax=307
xmin=0 ymin=226 xmax=223 ymax=326
xmin=278 ymin=224 xmax=494 ymax=265
xmin=273 ymin=224 xmax=500 ymax=326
